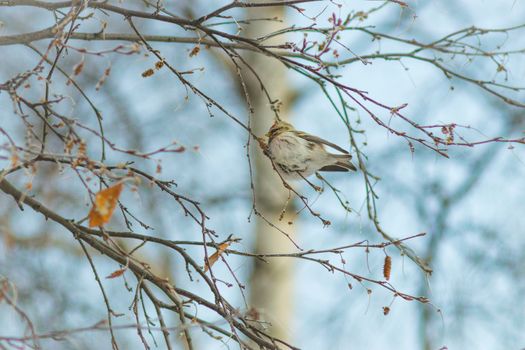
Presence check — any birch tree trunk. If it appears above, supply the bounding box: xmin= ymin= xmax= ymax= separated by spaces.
xmin=244 ymin=5 xmax=297 ymax=343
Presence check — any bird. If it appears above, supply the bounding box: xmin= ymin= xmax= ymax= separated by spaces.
xmin=265 ymin=119 xmax=357 ymax=181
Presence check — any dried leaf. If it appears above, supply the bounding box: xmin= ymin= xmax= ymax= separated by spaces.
xmin=141 ymin=68 xmax=155 ymax=78
xmin=88 ymin=183 xmax=124 ymax=227
xmin=204 ymin=242 xmax=231 ymax=272
xmin=189 ymin=46 xmax=200 ymax=57
xmin=73 ymin=58 xmax=85 ymax=76
xmin=9 ymin=152 xmax=19 ymax=168
xmin=383 ymin=306 xmax=390 ymax=315
xmin=96 ymin=67 xmax=111 ymax=90
xmin=383 ymin=255 xmax=392 ymax=280
xmin=106 ymin=267 xmax=126 ymax=279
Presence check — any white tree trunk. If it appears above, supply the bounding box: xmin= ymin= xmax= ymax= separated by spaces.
xmin=244 ymin=5 xmax=297 ymax=343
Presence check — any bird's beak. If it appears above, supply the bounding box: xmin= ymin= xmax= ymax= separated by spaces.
xmin=265 ymin=131 xmax=271 ymax=137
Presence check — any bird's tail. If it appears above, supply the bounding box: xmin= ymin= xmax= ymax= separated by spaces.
xmin=321 ymin=154 xmax=357 ymax=172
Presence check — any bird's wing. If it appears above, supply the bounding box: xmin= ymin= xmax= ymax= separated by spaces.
xmin=295 ymin=131 xmax=350 ymax=154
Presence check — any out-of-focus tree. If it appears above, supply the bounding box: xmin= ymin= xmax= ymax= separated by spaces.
xmin=1 ymin=1 xmax=525 ymax=349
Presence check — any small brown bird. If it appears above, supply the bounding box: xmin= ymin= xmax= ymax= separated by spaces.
xmin=265 ymin=120 xmax=357 ymax=180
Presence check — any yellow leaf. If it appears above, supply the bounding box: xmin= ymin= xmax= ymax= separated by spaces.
xmin=88 ymin=183 xmax=124 ymax=227
xmin=204 ymin=242 xmax=231 ymax=272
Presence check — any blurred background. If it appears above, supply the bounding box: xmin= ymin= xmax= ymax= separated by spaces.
xmin=1 ymin=1 xmax=525 ymax=349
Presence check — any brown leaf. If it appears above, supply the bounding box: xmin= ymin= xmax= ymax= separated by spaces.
xmin=189 ymin=46 xmax=200 ymax=57
xmin=96 ymin=67 xmax=111 ymax=90
xmin=105 ymin=267 xmax=127 ymax=279
xmin=383 ymin=255 xmax=392 ymax=280
xmin=88 ymin=183 xmax=124 ymax=227
xmin=204 ymin=242 xmax=231 ymax=272
xmin=10 ymin=152 xmax=19 ymax=168
xmin=73 ymin=59 xmax=85 ymax=76
xmin=141 ymin=68 xmax=155 ymax=78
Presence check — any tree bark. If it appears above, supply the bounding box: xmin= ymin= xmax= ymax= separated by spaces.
xmin=244 ymin=5 xmax=297 ymax=343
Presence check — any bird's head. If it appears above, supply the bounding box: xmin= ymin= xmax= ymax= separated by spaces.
xmin=265 ymin=120 xmax=294 ymax=138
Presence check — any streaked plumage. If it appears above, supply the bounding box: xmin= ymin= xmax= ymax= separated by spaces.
xmin=266 ymin=120 xmax=357 ymax=180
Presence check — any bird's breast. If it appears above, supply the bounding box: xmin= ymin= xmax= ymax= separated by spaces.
xmin=269 ymin=133 xmax=309 ymax=161
xmin=268 ymin=132 xmax=328 ymax=174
